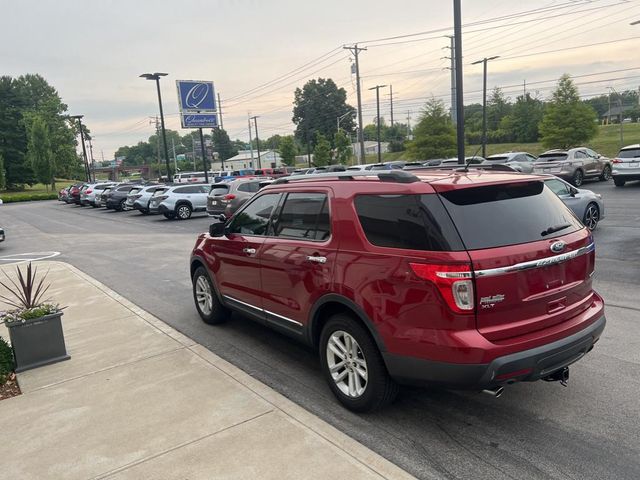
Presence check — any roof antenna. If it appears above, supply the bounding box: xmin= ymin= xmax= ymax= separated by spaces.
xmin=459 ymin=144 xmax=483 ymax=172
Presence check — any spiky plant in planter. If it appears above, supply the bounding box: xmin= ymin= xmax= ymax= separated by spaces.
xmin=0 ymin=262 xmax=69 ymax=372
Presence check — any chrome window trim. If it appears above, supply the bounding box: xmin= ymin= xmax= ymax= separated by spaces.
xmin=222 ymin=295 xmax=302 ymax=326
xmin=474 ymin=242 xmax=595 ymax=278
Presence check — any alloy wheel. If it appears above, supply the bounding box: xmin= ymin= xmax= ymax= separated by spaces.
xmin=178 ymin=205 xmax=191 ymax=219
xmin=195 ymin=275 xmax=213 ymax=315
xmin=326 ymin=330 xmax=368 ymax=398
xmin=602 ymin=166 xmax=612 ymax=180
xmin=584 ymin=204 xmax=599 ymax=230
xmin=573 ymin=170 xmax=583 ymax=187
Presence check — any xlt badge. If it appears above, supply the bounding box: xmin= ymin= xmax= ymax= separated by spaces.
xmin=480 ymin=294 xmax=505 ymax=309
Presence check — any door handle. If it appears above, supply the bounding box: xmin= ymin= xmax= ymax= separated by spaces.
xmin=306 ymin=255 xmax=327 ymax=264
xmin=243 ymin=248 xmax=256 ymax=255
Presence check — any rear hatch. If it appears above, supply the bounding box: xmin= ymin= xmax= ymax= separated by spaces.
xmin=613 ymin=147 xmax=640 ymax=172
xmin=436 ymin=180 xmax=595 ymax=341
xmin=534 ymin=153 xmax=568 ymax=173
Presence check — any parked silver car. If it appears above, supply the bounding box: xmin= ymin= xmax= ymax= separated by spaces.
xmin=125 ymin=185 xmax=163 ymax=214
xmin=148 ymin=184 xmax=210 ymax=220
xmin=533 ymin=148 xmax=612 ymax=187
xmin=482 ymin=152 xmax=537 ymax=173
xmin=612 ymin=144 xmax=640 ymax=187
xmin=543 ymin=176 xmax=604 ymax=230
xmin=80 ymin=182 xmax=116 ymax=207
xmin=207 ymin=178 xmax=265 ymax=217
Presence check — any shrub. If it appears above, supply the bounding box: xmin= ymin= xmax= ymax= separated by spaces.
xmin=2 ymin=193 xmax=58 ymax=203
xmin=0 ymin=336 xmax=13 ymax=385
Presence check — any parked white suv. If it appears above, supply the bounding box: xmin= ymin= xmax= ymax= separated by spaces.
xmin=148 ymin=184 xmax=210 ymax=219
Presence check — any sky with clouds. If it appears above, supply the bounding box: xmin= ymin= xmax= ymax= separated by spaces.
xmin=2 ymin=0 xmax=639 ymax=159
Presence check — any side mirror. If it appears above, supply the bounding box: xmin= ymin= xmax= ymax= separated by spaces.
xmin=209 ymin=221 xmax=226 ymax=237
xmin=570 ymin=187 xmax=578 ymax=196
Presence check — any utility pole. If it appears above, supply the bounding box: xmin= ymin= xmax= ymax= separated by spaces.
xmin=251 ymin=115 xmax=262 ymax=169
xmin=444 ymin=35 xmax=457 ymax=126
xmin=307 ymin=130 xmax=312 ymax=167
xmin=344 ymin=44 xmax=367 ymax=163
xmin=88 ymin=137 xmax=95 ymax=182
xmin=217 ymin=93 xmax=224 ymax=130
xmin=369 ymin=85 xmax=387 ymax=164
xmin=191 ymin=132 xmax=197 ymax=170
xmin=151 ymin=116 xmax=162 ymax=178
xmin=471 ymin=55 xmax=500 ymax=159
xmin=388 ymin=85 xmax=394 ymax=126
xmin=523 ymin=79 xmax=527 ymax=97
xmin=247 ymin=114 xmax=254 ymax=168
xmin=69 ymin=115 xmax=90 ymax=182
xmin=453 ymin=0 xmax=465 ymax=164
xmin=406 ymin=111 xmax=412 ymax=138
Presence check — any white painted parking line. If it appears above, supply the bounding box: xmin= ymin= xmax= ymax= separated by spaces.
xmin=0 ymin=251 xmax=61 ymax=262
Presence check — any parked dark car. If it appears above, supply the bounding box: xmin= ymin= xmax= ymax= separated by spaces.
xmin=207 ymin=178 xmax=265 ymax=217
xmin=191 ymin=169 xmax=605 ymax=412
xmin=104 ymin=184 xmax=138 ymax=211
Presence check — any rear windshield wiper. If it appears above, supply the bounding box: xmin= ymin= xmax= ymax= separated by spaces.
xmin=541 ymin=223 xmax=571 ymax=236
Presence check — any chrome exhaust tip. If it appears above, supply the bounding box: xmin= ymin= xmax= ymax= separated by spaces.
xmin=482 ymin=386 xmax=504 ymax=398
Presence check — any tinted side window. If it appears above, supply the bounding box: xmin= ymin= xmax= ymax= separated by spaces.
xmin=574 ymin=151 xmax=587 ymax=159
xmin=175 ymin=186 xmax=199 ymax=194
xmin=117 ymin=186 xmax=133 ymax=192
xmin=228 ymin=193 xmax=280 ymax=236
xmin=274 ymin=193 xmax=330 ymax=241
xmin=238 ymin=183 xmax=253 ymax=193
xmin=354 ymin=194 xmax=463 ymax=251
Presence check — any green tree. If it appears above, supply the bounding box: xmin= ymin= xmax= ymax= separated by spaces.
xmin=0 ymin=76 xmax=32 ymax=188
xmin=500 ymin=93 xmax=544 ymax=143
xmin=487 ymin=87 xmax=511 ymax=131
xmin=334 ymin=130 xmax=352 ymax=164
xmin=264 ymin=134 xmax=282 ymax=150
xmin=26 ymin=115 xmax=54 ymax=190
xmin=278 ymin=135 xmax=297 ymax=166
xmin=0 ymin=154 xmax=6 ymax=190
xmin=407 ymin=99 xmax=456 ymax=160
xmin=313 ymin=133 xmax=331 ymax=166
xmin=539 ymin=74 xmax=598 ymax=149
xmin=293 ymin=78 xmax=355 ymax=147
xmin=212 ymin=128 xmax=238 ymax=161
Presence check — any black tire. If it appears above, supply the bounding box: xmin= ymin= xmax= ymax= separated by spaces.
xmin=163 ymin=212 xmax=176 ymax=219
xmin=583 ymin=202 xmax=600 ymax=231
xmin=117 ymin=199 xmax=126 ymax=211
xmin=571 ymin=169 xmax=584 ymax=187
xmin=192 ymin=266 xmax=229 ymax=325
xmin=140 ymin=208 xmax=149 ymax=215
xmin=319 ymin=314 xmax=398 ymax=412
xmin=614 ymin=177 xmax=626 ymax=187
xmin=599 ymin=165 xmax=612 ymax=181
xmin=176 ymin=203 xmax=192 ymax=220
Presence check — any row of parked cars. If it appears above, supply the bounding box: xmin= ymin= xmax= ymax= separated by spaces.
xmin=59 ymin=150 xmax=609 ymax=235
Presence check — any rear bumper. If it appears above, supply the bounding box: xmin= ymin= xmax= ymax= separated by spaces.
xmin=149 ymin=203 xmax=171 ymax=214
xmin=384 ymin=315 xmax=605 ymax=389
xmin=612 ymin=171 xmax=640 ymax=181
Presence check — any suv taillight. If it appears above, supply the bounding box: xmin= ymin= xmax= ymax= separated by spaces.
xmin=85 ymin=189 xmax=92 ymax=194
xmin=409 ymin=263 xmax=474 ymax=313
xmin=612 ymin=158 xmax=622 ymax=164
xmin=223 ymin=194 xmax=236 ymax=200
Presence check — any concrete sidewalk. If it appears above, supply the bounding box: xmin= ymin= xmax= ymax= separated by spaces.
xmin=0 ymin=261 xmax=414 ymax=480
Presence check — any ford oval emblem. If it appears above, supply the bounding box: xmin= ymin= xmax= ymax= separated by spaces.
xmin=550 ymin=241 xmax=566 ymax=253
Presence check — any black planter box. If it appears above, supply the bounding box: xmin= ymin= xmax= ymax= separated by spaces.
xmin=7 ymin=312 xmax=70 ymax=373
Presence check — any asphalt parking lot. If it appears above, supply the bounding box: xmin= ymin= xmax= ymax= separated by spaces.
xmin=0 ymin=179 xmax=638 ymax=480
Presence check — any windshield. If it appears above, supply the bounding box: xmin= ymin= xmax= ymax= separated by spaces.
xmin=618 ymin=148 xmax=640 ymax=158
xmin=152 ymin=188 xmax=168 ymax=197
xmin=486 ymin=156 xmax=508 ymax=162
xmin=438 ymin=181 xmax=583 ymax=250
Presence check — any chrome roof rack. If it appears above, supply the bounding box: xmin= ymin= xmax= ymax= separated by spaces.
xmin=272 ymin=170 xmax=420 ymax=185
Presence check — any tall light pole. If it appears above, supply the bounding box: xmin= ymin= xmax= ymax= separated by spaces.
xmin=140 ymin=72 xmax=171 ymax=181
xmin=250 ymin=115 xmax=261 ymax=169
xmin=453 ymin=0 xmax=465 ymax=164
xmin=471 ymin=56 xmax=500 ymax=159
xmin=69 ymin=115 xmax=90 ymax=182
xmin=336 ymin=111 xmax=354 ymax=132
xmin=369 ymin=85 xmax=387 ymax=164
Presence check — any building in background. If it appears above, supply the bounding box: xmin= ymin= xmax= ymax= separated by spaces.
xmin=351 ymin=141 xmax=390 ymax=162
xmin=212 ymin=150 xmax=284 ymax=170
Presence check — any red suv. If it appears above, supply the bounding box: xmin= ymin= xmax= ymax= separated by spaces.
xmin=190 ymin=170 xmax=605 ymax=411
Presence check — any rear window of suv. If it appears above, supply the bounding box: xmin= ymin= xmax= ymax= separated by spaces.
xmin=354 ymin=194 xmax=463 ymax=251
xmin=618 ymin=148 xmax=640 ymax=158
xmin=538 ymin=153 xmax=568 ymax=161
xmin=438 ymin=181 xmax=583 ymax=250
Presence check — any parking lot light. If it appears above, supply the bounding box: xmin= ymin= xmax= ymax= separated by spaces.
xmin=140 ymin=72 xmax=171 ymax=181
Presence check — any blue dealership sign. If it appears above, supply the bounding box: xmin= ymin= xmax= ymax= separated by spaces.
xmin=181 ymin=113 xmax=218 ymax=129
xmin=176 ymin=80 xmax=216 ymax=112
